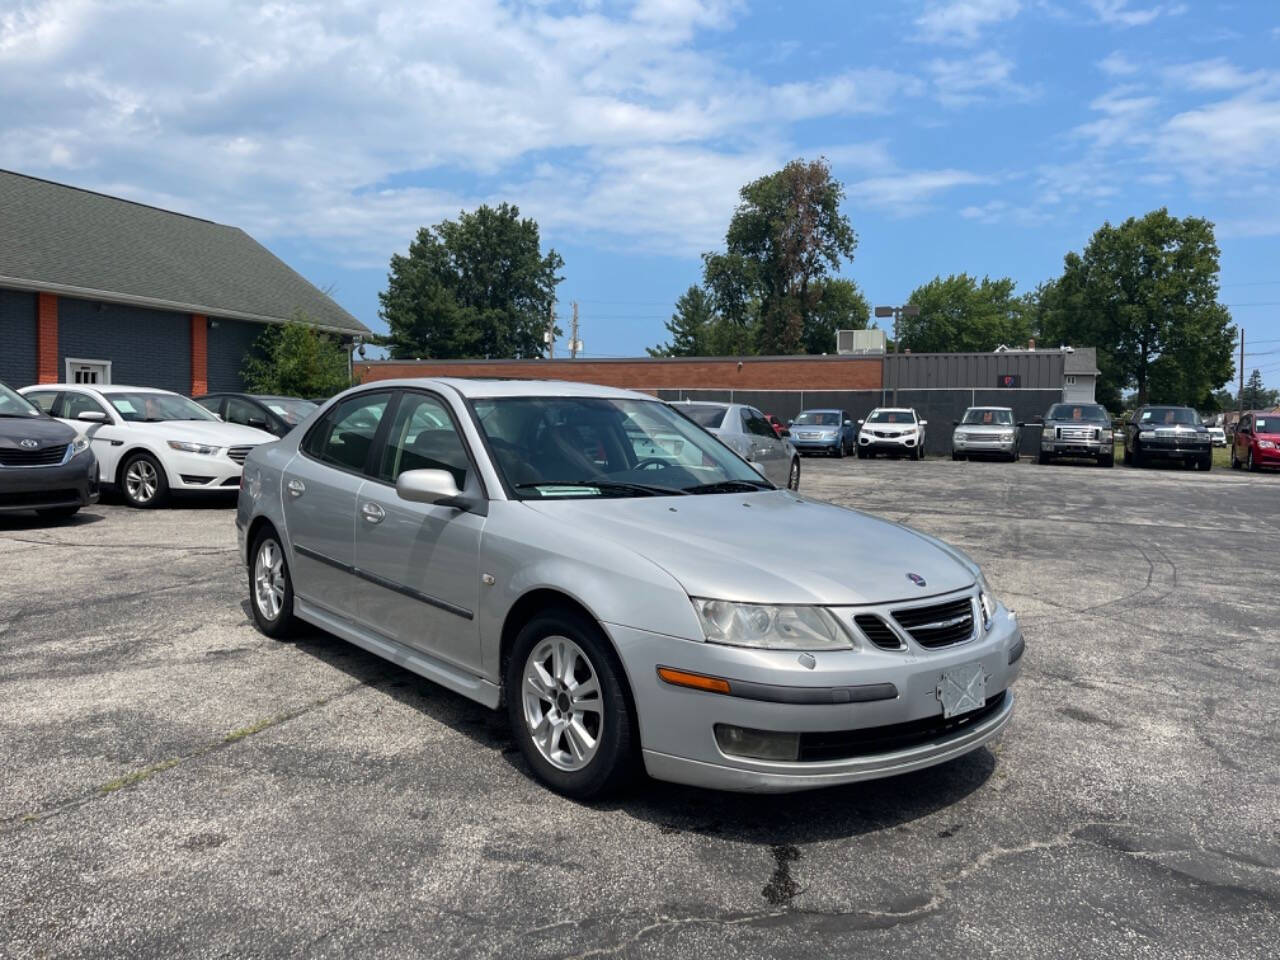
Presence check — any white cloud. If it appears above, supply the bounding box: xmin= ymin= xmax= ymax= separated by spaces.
xmin=927 ymin=50 xmax=1037 ymax=106
xmin=1162 ymin=57 xmax=1277 ymax=92
xmin=1098 ymin=51 xmax=1139 ymax=76
xmin=914 ymin=0 xmax=1021 ymax=45
xmin=1158 ymin=94 xmax=1280 ymax=172
xmin=0 ymin=0 xmax=927 ymax=266
xmin=1072 ymin=85 xmax=1160 ymax=147
xmin=1086 ymin=1 xmax=1185 ymax=28
xmin=847 ymin=169 xmax=996 ymax=216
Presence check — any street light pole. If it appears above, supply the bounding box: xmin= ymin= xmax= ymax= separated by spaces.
xmin=874 ymin=303 xmax=920 ymax=406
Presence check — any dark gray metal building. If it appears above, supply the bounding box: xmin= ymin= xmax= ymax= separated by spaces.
xmin=0 ymin=169 xmax=369 ymax=393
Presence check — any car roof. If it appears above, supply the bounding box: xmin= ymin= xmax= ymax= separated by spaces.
xmin=366 ymin=377 xmax=657 ymax=402
xmin=966 ymin=405 xmax=1013 ymax=411
xmin=870 ymin=407 xmax=915 ymax=413
xmin=25 ymin=383 xmax=173 ymax=394
xmin=798 ymin=408 xmax=841 ymax=413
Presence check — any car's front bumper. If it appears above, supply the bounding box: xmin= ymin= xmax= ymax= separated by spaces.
xmin=1136 ymin=441 xmax=1210 ymax=461
xmin=1247 ymin=443 xmax=1280 ymax=466
xmin=791 ymin=435 xmax=842 ymax=453
xmin=0 ymin=452 xmax=100 ymax=513
xmin=954 ymin=435 xmax=1017 ymax=456
xmin=609 ymin=603 xmax=1023 ymax=793
xmin=163 ymin=450 xmax=250 ymax=492
xmin=858 ymin=434 xmax=920 ymax=451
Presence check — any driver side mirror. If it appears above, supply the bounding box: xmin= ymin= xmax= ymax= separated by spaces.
xmin=397 ymin=469 xmax=466 ymax=508
xmin=856 ymin=419 xmax=864 ymax=426
xmin=843 ymin=419 xmax=852 ymax=427
xmin=76 ymin=410 xmax=108 ymax=423
xmin=920 ymin=420 xmax=928 ymax=427
xmin=246 ymin=417 xmax=269 ymax=430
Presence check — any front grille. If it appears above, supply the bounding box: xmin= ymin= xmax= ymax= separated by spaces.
xmin=1058 ymin=426 xmax=1095 ymax=441
xmin=0 ymin=444 xmax=67 ymax=467
xmin=892 ymin=597 xmax=976 ymax=648
xmin=0 ymin=488 xmax=79 ymax=507
xmin=798 ymin=691 xmax=1007 ymax=762
xmin=854 ymin=614 xmax=903 ymax=650
xmin=226 ymin=445 xmax=255 ymax=465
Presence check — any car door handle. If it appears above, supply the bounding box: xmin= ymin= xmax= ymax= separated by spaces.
xmin=286 ymin=479 xmax=305 ymax=498
xmin=361 ymin=502 xmax=385 ymax=524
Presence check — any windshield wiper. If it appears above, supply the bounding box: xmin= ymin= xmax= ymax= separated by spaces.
xmin=515 ymin=480 xmax=689 ymax=497
xmin=683 ymin=478 xmax=773 ymax=494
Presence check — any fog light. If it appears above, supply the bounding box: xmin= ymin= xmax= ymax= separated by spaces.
xmin=714 ymin=724 xmax=800 ymax=761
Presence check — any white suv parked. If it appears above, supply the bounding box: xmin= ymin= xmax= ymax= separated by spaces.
xmin=21 ymin=384 xmax=276 ymax=507
xmin=857 ymin=407 xmax=928 ymax=459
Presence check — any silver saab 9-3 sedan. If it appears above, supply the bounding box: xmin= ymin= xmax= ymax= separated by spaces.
xmin=236 ymin=379 xmax=1023 ymax=797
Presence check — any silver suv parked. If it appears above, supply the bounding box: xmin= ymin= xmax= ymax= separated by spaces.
xmin=237 ymin=379 xmax=1022 ymax=798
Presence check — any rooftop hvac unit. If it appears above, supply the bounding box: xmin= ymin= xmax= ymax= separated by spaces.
xmin=837 ymin=328 xmax=887 ymax=355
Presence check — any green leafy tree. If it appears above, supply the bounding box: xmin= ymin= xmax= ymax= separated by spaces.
xmin=241 ymin=315 xmax=352 ymax=398
xmin=803 ymin=278 xmax=870 ymax=354
xmin=1037 ymin=209 xmax=1235 ymax=408
xmin=648 ymin=285 xmax=714 ymax=357
xmin=1242 ymin=369 xmax=1280 ymax=410
xmin=897 ymin=274 xmax=1030 ymax=354
xmin=379 ymin=203 xmax=563 ymax=359
xmin=692 ymin=158 xmax=856 ymax=356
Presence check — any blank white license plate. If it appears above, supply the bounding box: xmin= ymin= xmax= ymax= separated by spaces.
xmin=937 ymin=662 xmax=987 ymax=719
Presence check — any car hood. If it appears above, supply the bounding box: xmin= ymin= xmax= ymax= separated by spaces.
xmin=121 ymin=420 xmax=276 ymax=445
xmin=521 ymin=491 xmax=976 ymax=605
xmin=0 ymin=415 xmax=75 ymax=449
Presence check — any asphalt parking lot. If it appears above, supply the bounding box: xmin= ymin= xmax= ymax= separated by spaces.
xmin=2 ymin=460 xmax=1277 ymax=959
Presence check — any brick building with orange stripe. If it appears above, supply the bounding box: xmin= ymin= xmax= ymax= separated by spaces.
xmin=0 ymin=170 xmax=368 ymax=394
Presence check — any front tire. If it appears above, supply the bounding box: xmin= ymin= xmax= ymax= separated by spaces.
xmin=1199 ymin=454 xmax=1213 ymax=472
xmin=120 ymin=452 xmax=169 ymax=508
xmin=506 ymin=608 xmax=636 ymax=799
xmin=249 ymin=529 xmax=299 ymax=639
xmin=1231 ymin=446 xmax=1240 ymax=469
xmin=1248 ymin=449 xmax=1259 ymax=472
xmin=1038 ymin=450 xmax=1051 ymax=465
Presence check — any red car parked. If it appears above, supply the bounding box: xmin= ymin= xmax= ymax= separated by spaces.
xmin=1231 ymin=411 xmax=1280 ymax=471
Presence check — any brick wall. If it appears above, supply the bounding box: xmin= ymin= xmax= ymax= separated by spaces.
xmin=190 ymin=314 xmax=208 ymax=395
xmin=36 ymin=292 xmax=59 ymax=383
xmin=0 ymin=289 xmax=38 ymax=386
xmin=58 ymin=295 xmax=191 ymax=393
xmin=357 ymin=356 xmax=883 ymax=391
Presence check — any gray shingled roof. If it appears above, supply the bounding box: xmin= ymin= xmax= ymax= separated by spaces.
xmin=0 ymin=170 xmax=367 ymax=335
xmin=1064 ymin=347 xmax=1099 ymax=375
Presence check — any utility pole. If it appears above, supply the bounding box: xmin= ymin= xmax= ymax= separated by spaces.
xmin=545 ymin=304 xmax=556 ymax=359
xmin=1238 ymin=328 xmax=1245 ymax=421
xmin=874 ymin=303 xmax=920 ymax=406
xmin=569 ymin=301 xmax=582 ymax=359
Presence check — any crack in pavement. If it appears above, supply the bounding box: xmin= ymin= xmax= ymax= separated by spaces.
xmin=0 ymin=677 xmax=374 ymax=836
xmin=548 ymin=820 xmax=1280 ymax=958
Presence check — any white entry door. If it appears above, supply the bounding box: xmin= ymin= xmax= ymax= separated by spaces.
xmin=65 ymin=358 xmax=112 ymax=385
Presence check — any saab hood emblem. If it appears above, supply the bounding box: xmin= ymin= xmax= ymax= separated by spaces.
xmin=19 ymin=439 xmax=39 ymax=449
xmin=907 ymin=572 xmax=927 ymax=587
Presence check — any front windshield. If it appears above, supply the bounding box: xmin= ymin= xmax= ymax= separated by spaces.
xmin=1047 ymin=404 xmax=1109 ymax=422
xmin=0 ymin=382 xmax=42 ymax=418
xmin=1254 ymin=416 xmax=1278 ymax=434
xmin=263 ymin=398 xmax=317 ymax=424
xmin=472 ymin=396 xmax=771 ymax=498
xmin=794 ymin=411 xmax=840 ymax=426
xmin=1140 ymin=407 xmax=1200 ymax=426
xmin=680 ymin=403 xmax=727 ymax=429
xmin=868 ymin=410 xmax=914 ymax=424
xmin=108 ymin=392 xmax=219 ymax=423
xmin=961 ymin=409 xmax=1013 ymax=425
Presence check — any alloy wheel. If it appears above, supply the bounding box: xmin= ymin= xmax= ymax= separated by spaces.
xmin=521 ymin=636 xmax=604 ymax=772
xmin=788 ymin=459 xmax=800 ymax=490
xmin=254 ymin=539 xmax=286 ymax=621
xmin=125 ymin=459 xmax=159 ymax=503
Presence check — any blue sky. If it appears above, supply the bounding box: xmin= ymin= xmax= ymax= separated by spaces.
xmin=3 ymin=1 xmax=1279 ymax=384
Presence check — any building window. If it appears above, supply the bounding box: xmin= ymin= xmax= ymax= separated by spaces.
xmin=65 ymin=358 xmax=112 ymax=385
xmin=1065 ymin=375 xmax=1076 ymax=385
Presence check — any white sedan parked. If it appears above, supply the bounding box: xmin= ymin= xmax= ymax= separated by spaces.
xmin=20 ymin=384 xmax=276 ymax=507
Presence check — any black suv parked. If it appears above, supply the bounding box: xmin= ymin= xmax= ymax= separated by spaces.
xmin=193 ymin=393 xmax=318 ymax=438
xmin=1124 ymin=405 xmax=1212 ymax=470
xmin=0 ymin=379 xmax=99 ymax=519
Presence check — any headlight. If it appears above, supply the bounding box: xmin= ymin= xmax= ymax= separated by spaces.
xmin=999 ymin=431 xmax=1013 ymax=441
xmin=691 ymin=599 xmax=853 ymax=651
xmin=70 ymin=435 xmax=91 ymax=455
xmin=977 ymin=572 xmax=997 ymax=629
xmin=1261 ymin=440 xmax=1276 ymax=450
xmin=1139 ymin=430 xmax=1154 ymax=440
xmin=167 ymin=440 xmax=220 ymax=456
xmin=1100 ymin=430 xmax=1113 ymax=442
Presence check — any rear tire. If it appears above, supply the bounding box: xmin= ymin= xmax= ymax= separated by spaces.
xmin=1123 ymin=445 xmax=1132 ymax=466
xmin=36 ymin=505 xmax=80 ymax=520
xmin=249 ymin=528 xmax=299 ymax=639
xmin=506 ymin=607 xmax=637 ymax=799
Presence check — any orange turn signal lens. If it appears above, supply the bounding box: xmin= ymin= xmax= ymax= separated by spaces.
xmin=656 ymin=666 xmax=731 ymax=695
